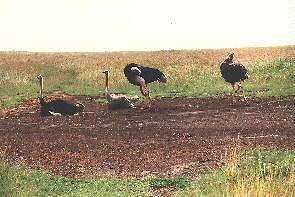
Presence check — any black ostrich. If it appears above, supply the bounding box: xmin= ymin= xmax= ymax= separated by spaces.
xmin=37 ymin=75 xmax=84 ymax=116
xmin=123 ymin=63 xmax=167 ymax=107
xmin=220 ymin=53 xmax=248 ymax=93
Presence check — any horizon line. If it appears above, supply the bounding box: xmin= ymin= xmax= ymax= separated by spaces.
xmin=0 ymin=44 xmax=294 ymax=54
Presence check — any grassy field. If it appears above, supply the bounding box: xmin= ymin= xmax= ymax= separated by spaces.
xmin=1 ymin=148 xmax=294 ymax=196
xmin=1 ymin=46 xmax=295 ymax=196
xmin=0 ymin=46 xmax=295 ymax=108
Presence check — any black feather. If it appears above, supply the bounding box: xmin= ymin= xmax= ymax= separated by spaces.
xmin=220 ymin=55 xmax=248 ymax=85
xmin=39 ymin=97 xmax=84 ymax=116
xmin=124 ymin=63 xmax=166 ymax=85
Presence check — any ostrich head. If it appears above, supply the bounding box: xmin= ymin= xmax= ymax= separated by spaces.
xmin=102 ymin=70 xmax=109 ymax=74
xmin=221 ymin=53 xmax=234 ymax=66
xmin=75 ymin=102 xmax=85 ymax=112
xmin=227 ymin=53 xmax=234 ymax=62
xmin=156 ymin=69 xmax=167 ymax=83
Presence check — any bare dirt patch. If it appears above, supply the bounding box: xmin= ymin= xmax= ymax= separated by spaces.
xmin=0 ymin=95 xmax=294 ymax=178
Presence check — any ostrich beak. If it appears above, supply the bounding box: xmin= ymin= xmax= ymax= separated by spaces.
xmin=227 ymin=53 xmax=234 ymax=61
xmin=75 ymin=103 xmax=85 ymax=111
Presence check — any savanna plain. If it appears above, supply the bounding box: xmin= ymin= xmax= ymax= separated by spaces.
xmin=0 ymin=46 xmax=295 ymax=196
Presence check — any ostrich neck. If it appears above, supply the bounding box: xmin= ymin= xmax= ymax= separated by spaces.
xmin=39 ymin=78 xmax=43 ymax=98
xmin=105 ymin=72 xmax=110 ymax=95
xmin=105 ymin=73 xmax=116 ymax=102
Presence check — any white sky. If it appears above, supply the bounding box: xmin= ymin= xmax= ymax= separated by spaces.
xmin=0 ymin=0 xmax=294 ymax=52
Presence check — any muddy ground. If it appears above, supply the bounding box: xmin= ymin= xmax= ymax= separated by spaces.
xmin=0 ymin=95 xmax=294 ymax=178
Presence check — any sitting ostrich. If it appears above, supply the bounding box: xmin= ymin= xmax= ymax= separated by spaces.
xmin=37 ymin=75 xmax=84 ymax=116
xmin=123 ymin=63 xmax=167 ymax=107
xmin=220 ymin=53 xmax=248 ymax=93
xmin=102 ymin=70 xmax=135 ymax=109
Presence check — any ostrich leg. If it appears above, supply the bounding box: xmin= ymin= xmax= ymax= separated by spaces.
xmin=231 ymin=83 xmax=236 ymax=93
xmin=140 ymin=84 xmax=151 ymax=108
xmin=236 ymin=83 xmax=242 ymax=93
xmin=135 ymin=76 xmax=151 ymax=108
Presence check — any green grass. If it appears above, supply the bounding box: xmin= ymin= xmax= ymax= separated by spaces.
xmin=1 ymin=149 xmax=294 ymax=196
xmin=0 ymin=165 xmax=152 ymax=196
xmin=176 ymin=149 xmax=295 ymax=197
xmin=149 ymin=177 xmax=190 ymax=190
xmin=245 ymin=59 xmax=295 ymax=97
xmin=0 ymin=160 xmax=13 ymax=197
xmin=0 ymin=162 xmax=190 ymax=196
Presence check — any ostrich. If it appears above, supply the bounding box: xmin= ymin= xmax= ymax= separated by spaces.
xmin=123 ymin=63 xmax=167 ymax=107
xmin=102 ymin=70 xmax=135 ymax=109
xmin=220 ymin=53 xmax=248 ymax=93
xmin=37 ymin=75 xmax=84 ymax=116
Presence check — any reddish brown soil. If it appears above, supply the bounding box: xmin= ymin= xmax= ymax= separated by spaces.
xmin=0 ymin=95 xmax=294 ymax=178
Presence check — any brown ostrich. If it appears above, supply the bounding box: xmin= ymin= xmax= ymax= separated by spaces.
xmin=102 ymin=70 xmax=135 ymax=109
